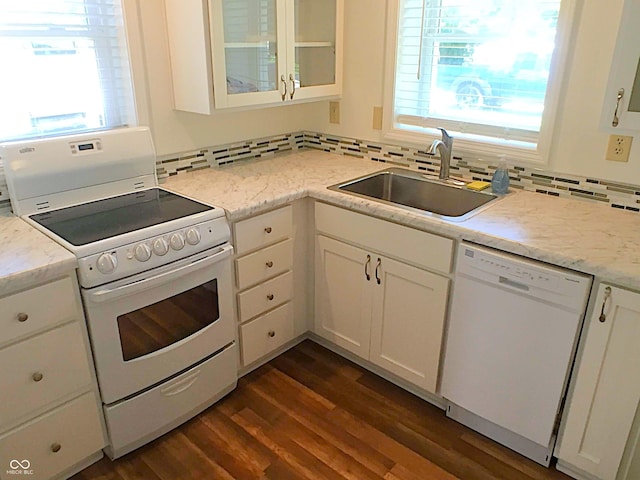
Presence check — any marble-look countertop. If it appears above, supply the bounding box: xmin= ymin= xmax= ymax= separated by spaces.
xmin=0 ymin=211 xmax=77 ymax=295
xmin=164 ymin=149 xmax=640 ymax=289
xmin=1 ymin=148 xmax=638 ymax=292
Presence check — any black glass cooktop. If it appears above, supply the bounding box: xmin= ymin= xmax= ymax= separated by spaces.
xmin=29 ymin=188 xmax=213 ymax=246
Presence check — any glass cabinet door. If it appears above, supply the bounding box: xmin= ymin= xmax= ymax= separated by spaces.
xmin=292 ymin=0 xmax=337 ymax=90
xmin=222 ymin=0 xmax=279 ymax=94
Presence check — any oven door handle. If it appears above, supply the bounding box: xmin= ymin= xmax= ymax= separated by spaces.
xmin=88 ymin=245 xmax=232 ymax=303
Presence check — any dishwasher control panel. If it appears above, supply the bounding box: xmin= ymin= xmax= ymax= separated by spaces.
xmin=458 ymin=243 xmax=592 ymax=303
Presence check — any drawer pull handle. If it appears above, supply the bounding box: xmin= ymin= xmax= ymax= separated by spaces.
xmin=266 ymin=261 xmax=274 ymax=268
xmin=17 ymin=313 xmax=29 ymax=322
xmin=599 ymin=286 xmax=612 ymax=322
xmin=32 ymin=372 xmax=44 ymax=382
xmin=268 ymin=330 xmax=276 ymax=338
xmin=51 ymin=443 xmax=62 ymax=453
xmin=264 ymin=227 xmax=272 ymax=234
xmin=267 ymin=294 xmax=274 ymax=301
xmin=375 ymin=258 xmax=382 ymax=285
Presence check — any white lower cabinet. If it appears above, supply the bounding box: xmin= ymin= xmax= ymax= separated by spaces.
xmin=0 ymin=393 xmax=104 ymax=480
xmin=0 ymin=273 xmax=105 ymax=479
xmin=240 ymin=303 xmax=295 ymax=366
xmin=557 ymin=283 xmax=640 ymax=480
xmin=370 ymin=254 xmax=449 ymax=392
xmin=315 ymin=234 xmax=449 ymax=393
xmin=234 ymin=205 xmax=298 ymax=368
xmin=315 ymin=236 xmax=373 ymax=358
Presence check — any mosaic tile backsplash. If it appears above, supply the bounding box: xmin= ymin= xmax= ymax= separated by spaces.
xmin=2 ymin=130 xmax=640 ymax=213
xmin=157 ymin=130 xmax=640 ymax=213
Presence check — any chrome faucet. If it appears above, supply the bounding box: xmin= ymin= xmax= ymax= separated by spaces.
xmin=428 ymin=128 xmax=453 ymax=180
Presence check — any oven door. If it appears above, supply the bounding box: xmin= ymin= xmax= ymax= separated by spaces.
xmin=82 ymin=244 xmax=235 ymax=405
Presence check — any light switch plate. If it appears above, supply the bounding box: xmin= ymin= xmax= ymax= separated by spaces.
xmin=606 ymin=134 xmax=633 ymax=162
xmin=329 ymin=101 xmax=340 ymax=124
xmin=372 ymin=106 xmax=383 ymax=130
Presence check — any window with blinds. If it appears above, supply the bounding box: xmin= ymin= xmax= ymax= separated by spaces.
xmin=390 ymin=0 xmax=568 ymax=158
xmin=0 ymin=0 xmax=136 ymax=142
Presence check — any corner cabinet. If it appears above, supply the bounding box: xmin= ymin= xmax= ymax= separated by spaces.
xmin=556 ymin=283 xmax=640 ymax=480
xmin=165 ymin=0 xmax=343 ymax=113
xmin=314 ymin=203 xmax=452 ymax=394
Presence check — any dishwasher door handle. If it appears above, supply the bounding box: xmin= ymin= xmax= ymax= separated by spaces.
xmin=499 ymin=276 xmax=530 ymax=292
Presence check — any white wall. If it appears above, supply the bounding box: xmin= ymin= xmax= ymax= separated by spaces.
xmin=132 ymin=0 xmax=324 ymax=156
xmin=133 ymin=0 xmax=640 ymax=184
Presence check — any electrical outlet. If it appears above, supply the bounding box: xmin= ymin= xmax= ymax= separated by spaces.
xmin=329 ymin=101 xmax=340 ymax=124
xmin=606 ymin=134 xmax=633 ymax=162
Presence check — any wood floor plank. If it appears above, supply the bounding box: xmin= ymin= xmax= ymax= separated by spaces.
xmin=73 ymin=340 xmax=572 ymax=480
xmin=327 ymin=406 xmax=467 ymax=480
xmin=112 ymin=453 xmax=162 ymax=480
xmin=231 ymin=407 xmax=345 ymax=480
xmin=182 ymin=414 xmax=270 ymax=479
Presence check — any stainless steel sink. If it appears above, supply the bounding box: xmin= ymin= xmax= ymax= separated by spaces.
xmin=329 ymin=168 xmax=500 ymax=221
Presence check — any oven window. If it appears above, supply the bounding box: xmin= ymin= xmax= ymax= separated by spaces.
xmin=117 ymin=280 xmax=220 ymax=361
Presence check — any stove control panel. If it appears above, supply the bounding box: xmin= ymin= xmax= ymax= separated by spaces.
xmin=77 ymin=217 xmax=231 ymax=288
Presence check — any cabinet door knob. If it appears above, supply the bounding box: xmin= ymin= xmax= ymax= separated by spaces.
xmin=264 ymin=227 xmax=272 ymax=234
xmin=268 ymin=330 xmax=276 ymax=338
xmin=51 ymin=443 xmax=62 ymax=453
xmin=17 ymin=313 xmax=29 ymax=322
xmin=266 ymin=261 xmax=274 ymax=268
xmin=267 ymin=294 xmax=274 ymax=301
xmin=32 ymin=372 xmax=44 ymax=382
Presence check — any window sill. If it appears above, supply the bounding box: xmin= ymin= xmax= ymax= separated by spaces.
xmin=383 ymin=125 xmax=550 ymax=167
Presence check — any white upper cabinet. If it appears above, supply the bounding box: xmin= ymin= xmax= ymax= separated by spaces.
xmin=165 ymin=0 xmax=343 ymax=113
xmin=601 ymin=0 xmax=640 ymax=132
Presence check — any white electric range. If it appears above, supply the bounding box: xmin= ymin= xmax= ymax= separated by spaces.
xmin=1 ymin=127 xmax=238 ymax=459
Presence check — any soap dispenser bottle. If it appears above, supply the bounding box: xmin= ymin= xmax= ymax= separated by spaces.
xmin=491 ymin=157 xmax=510 ymax=194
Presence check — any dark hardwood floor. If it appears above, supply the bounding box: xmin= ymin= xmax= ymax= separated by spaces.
xmin=73 ymin=340 xmax=572 ymax=480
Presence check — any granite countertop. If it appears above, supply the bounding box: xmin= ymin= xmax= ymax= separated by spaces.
xmin=2 ymin=148 xmax=639 ymax=292
xmin=163 ymin=149 xmax=640 ymax=289
xmin=0 ymin=211 xmax=77 ymax=295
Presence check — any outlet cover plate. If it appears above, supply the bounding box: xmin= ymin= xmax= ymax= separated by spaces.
xmin=606 ymin=134 xmax=633 ymax=162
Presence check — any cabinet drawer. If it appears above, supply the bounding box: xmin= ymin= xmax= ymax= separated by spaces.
xmin=315 ymin=202 xmax=454 ymax=274
xmin=0 ymin=276 xmax=79 ymax=346
xmin=234 ymin=205 xmax=293 ymax=255
xmin=235 ymin=239 xmax=293 ymax=290
xmin=240 ymin=303 xmax=294 ymax=366
xmin=0 ymin=322 xmax=93 ymax=428
xmin=237 ymin=271 xmax=294 ymax=323
xmin=0 ymin=392 xmax=105 ymax=480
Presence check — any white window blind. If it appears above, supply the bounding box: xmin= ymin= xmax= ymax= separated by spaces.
xmin=0 ymin=0 xmax=136 ymax=142
xmin=391 ymin=0 xmax=565 ymax=155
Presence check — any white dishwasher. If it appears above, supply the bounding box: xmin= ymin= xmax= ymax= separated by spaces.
xmin=441 ymin=242 xmax=592 ymax=467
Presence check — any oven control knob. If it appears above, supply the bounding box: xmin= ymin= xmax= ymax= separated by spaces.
xmin=96 ymin=253 xmax=117 ymax=274
xmin=153 ymin=237 xmax=169 ymax=256
xmin=185 ymin=227 xmax=201 ymax=246
xmin=170 ymin=232 xmax=185 ymax=251
xmin=134 ymin=243 xmax=152 ymax=262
